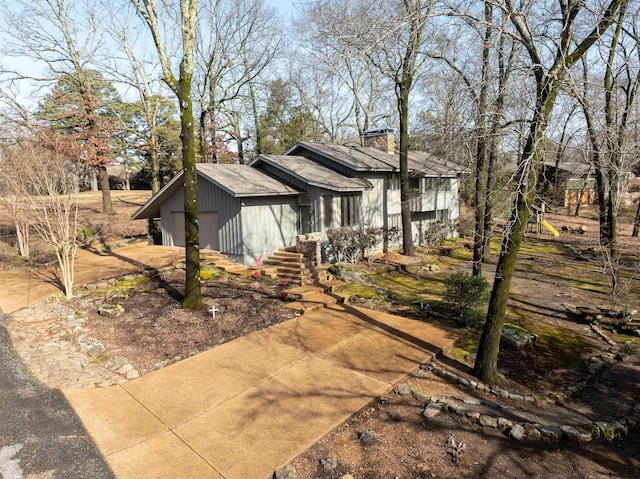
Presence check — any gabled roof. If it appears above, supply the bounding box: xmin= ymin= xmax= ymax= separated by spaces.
xmin=196 ymin=163 xmax=299 ymax=197
xmin=287 ymin=142 xmax=398 ymax=172
xmin=252 ymin=154 xmax=372 ymax=192
xmin=286 ymin=141 xmax=466 ymax=177
xmin=132 ymin=164 xmax=298 ymax=220
xmin=541 ymin=161 xmax=593 ymax=176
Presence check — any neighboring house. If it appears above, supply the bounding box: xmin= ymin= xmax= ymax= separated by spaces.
xmin=133 ymin=129 xmax=466 ymax=266
xmin=538 ymin=161 xmax=596 ymax=207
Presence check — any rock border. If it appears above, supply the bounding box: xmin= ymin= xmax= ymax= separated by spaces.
xmin=416 ymin=362 xmax=640 ymax=443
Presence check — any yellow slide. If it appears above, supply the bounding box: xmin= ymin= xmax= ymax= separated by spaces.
xmin=541 ymin=220 xmax=559 ymax=237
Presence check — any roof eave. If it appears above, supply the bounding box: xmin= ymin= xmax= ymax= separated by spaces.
xmin=131 ymin=171 xmax=185 ymax=220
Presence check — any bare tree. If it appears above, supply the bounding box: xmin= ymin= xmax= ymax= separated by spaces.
xmin=1 ymin=134 xmax=83 ymax=298
xmin=474 ymin=0 xmax=626 ymax=385
xmin=195 ymin=0 xmax=283 ymax=162
xmin=129 ymin=0 xmax=203 ymax=309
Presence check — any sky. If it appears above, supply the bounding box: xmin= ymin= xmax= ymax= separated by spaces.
xmin=266 ymin=0 xmax=296 ymax=15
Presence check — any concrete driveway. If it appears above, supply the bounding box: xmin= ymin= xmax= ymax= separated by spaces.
xmin=64 ymin=303 xmax=459 ymax=479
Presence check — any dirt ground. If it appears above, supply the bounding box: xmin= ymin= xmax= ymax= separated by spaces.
xmin=72 ymin=269 xmax=298 ymax=374
xmin=290 ymin=374 xmax=640 ymax=479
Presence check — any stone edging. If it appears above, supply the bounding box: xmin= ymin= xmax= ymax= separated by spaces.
xmin=418 ymin=362 xmax=639 ymax=443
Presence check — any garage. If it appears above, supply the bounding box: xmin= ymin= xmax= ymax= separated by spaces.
xmin=171 ymin=211 xmax=219 ymax=250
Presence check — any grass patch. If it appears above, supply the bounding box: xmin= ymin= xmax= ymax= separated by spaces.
xmin=340 ymin=283 xmax=389 ymax=301
xmin=116 ymin=276 xmax=148 ymax=288
xmin=200 ymin=267 xmax=221 ymax=281
xmin=374 ymin=272 xmax=446 ymax=303
xmin=511 ymin=318 xmax=595 ymax=369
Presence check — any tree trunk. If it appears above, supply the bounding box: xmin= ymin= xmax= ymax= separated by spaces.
xmin=150 ymin=147 xmax=161 ymax=195
xmin=398 ymin=84 xmax=413 ymax=257
xmin=98 ymin=166 xmax=113 ymax=214
xmin=15 ymin=219 xmax=29 ymax=257
xmin=90 ymin=169 xmax=99 ymax=191
xmin=632 ymin=200 xmax=640 ymax=237
xmin=481 ymin=141 xmax=497 ymax=263
xmin=475 ymin=79 xmax=556 ymax=384
xmin=179 ymin=78 xmax=203 ymax=310
xmin=472 ymin=1 xmax=492 ymax=277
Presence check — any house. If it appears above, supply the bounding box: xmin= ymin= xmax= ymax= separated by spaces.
xmin=132 ymin=129 xmax=467 ymax=266
xmin=538 ymin=161 xmax=596 ymax=207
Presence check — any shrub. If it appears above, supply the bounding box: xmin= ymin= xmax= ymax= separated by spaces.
xmin=325 ymin=226 xmax=399 ymax=263
xmin=443 ymin=273 xmax=490 ymax=327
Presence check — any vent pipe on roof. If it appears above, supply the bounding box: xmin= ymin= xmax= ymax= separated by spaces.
xmin=363 ymin=128 xmax=395 ymax=154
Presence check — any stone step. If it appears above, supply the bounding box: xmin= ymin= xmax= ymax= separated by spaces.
xmin=285 ymin=284 xmax=328 ymax=298
xmin=273 ymin=250 xmax=305 ymax=259
xmin=277 ymin=272 xmax=310 ymax=282
xmin=263 ymin=258 xmax=307 ymax=268
xmin=284 ymin=292 xmax=343 ymax=313
xmin=274 ymin=266 xmax=310 ymax=276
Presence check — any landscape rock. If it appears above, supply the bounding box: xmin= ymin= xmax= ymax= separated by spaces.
xmin=412 ymin=389 xmax=430 ymax=404
xmin=478 ymin=415 xmax=498 ymax=428
xmin=396 ymin=383 xmax=412 ymax=395
xmin=388 ymin=410 xmax=403 ymax=421
xmin=500 ymin=324 xmax=538 ymax=350
xmin=319 ymin=458 xmax=338 ymax=471
xmin=126 ymin=369 xmax=140 ymax=380
xmin=560 ymin=425 xmax=581 ymax=442
xmin=98 ymin=304 xmax=124 ymax=317
xmin=466 ymin=411 xmax=480 ymax=420
xmin=423 ymin=402 xmax=442 ymax=418
xmin=497 ymin=418 xmax=513 ymax=431
xmin=273 ymin=465 xmax=296 ymax=479
xmin=117 ymin=363 xmax=133 ymax=375
xmin=536 ymin=424 xmax=562 ymax=441
xmin=358 ymin=430 xmax=377 ymax=446
xmin=510 ymin=424 xmax=525 ymax=441
xmin=523 ymin=423 xmax=541 ymax=439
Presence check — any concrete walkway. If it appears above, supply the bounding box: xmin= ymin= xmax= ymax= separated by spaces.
xmin=64 ymin=303 xmax=459 ymax=479
xmin=0 ymin=244 xmax=184 ymax=314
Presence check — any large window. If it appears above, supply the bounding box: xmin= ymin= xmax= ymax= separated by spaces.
xmin=340 ymin=194 xmax=360 ymax=226
xmin=323 ymin=196 xmax=333 ymax=228
xmin=409 ymin=177 xmax=421 ymax=191
xmin=424 ymin=177 xmax=451 ymax=191
xmin=387 ymin=176 xmax=400 ymax=190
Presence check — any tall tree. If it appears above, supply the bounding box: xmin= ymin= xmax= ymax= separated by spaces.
xmin=36 ymin=70 xmax=120 ymax=206
xmin=195 ymin=0 xmax=283 ymax=162
xmin=306 ymin=0 xmax=433 ymax=255
xmin=474 ymin=0 xmax=626 ymax=385
xmin=130 ymin=0 xmax=203 ymax=309
xmin=2 ymin=0 xmax=116 ymax=213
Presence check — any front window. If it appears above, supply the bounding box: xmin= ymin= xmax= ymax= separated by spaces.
xmin=340 ymin=194 xmax=360 ymax=226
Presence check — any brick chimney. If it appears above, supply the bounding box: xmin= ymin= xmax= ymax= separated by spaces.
xmin=363 ymin=128 xmax=395 ymax=154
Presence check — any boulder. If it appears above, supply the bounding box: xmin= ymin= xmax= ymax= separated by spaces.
xmin=273 ymin=466 xmax=296 ymax=479
xmin=98 ymin=304 xmax=124 ymax=317
xmin=510 ymin=424 xmax=525 ymax=441
xmin=501 ymin=324 xmax=538 ymax=350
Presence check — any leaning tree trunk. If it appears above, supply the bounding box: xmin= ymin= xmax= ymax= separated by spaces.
xmin=632 ymin=200 xmax=640 ymax=237
xmin=474 ymin=80 xmax=556 ymax=385
xmin=179 ymin=77 xmax=203 ymax=309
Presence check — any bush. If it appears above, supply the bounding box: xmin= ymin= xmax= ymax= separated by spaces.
xmin=325 ymin=227 xmax=384 ymax=263
xmin=443 ymin=273 xmax=490 ymax=327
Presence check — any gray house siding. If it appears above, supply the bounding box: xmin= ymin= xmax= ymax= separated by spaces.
xmin=160 ymin=176 xmax=242 ymax=260
xmin=240 ymin=197 xmax=297 ymax=265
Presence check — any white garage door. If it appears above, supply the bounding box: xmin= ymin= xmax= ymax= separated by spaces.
xmin=171 ymin=211 xmax=218 ymax=250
